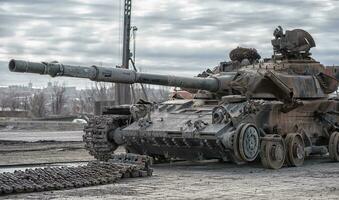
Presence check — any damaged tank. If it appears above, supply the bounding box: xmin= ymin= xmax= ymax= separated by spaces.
xmin=8 ymin=27 xmax=339 ymax=169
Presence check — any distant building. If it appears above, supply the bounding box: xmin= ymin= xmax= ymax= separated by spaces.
xmin=0 ymin=82 xmax=81 ymax=114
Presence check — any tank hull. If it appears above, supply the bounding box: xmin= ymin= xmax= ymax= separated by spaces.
xmin=114 ymin=98 xmax=339 ymax=163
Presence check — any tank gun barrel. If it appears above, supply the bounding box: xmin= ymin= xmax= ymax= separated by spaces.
xmin=9 ymin=59 xmax=234 ymax=92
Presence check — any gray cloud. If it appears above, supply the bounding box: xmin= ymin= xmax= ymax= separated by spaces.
xmin=0 ymin=0 xmax=339 ymax=88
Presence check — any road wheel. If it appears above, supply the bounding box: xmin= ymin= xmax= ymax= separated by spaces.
xmin=238 ymin=124 xmax=260 ymax=162
xmin=261 ymin=135 xmax=286 ymax=169
xmin=285 ymin=133 xmax=305 ymax=167
xmin=232 ymin=123 xmax=246 ymax=162
xmin=329 ymin=132 xmax=339 ymax=161
xmin=260 ymin=139 xmax=268 ymax=168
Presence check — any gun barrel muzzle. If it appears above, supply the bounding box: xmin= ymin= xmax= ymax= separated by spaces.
xmin=9 ymin=59 xmax=46 ymax=74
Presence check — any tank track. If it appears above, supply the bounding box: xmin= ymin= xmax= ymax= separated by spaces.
xmin=0 ymin=154 xmax=152 ymax=195
xmin=83 ymin=115 xmax=127 ymax=161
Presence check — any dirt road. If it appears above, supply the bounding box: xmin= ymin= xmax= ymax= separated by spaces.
xmin=2 ymin=158 xmax=339 ymax=200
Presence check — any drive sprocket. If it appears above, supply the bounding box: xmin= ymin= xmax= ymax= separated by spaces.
xmin=83 ymin=115 xmax=127 ymax=161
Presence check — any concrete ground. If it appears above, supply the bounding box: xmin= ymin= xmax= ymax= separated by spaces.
xmin=0 ymin=140 xmax=92 ymax=166
xmin=0 ymin=129 xmax=338 ymax=199
xmin=0 ymin=130 xmax=83 ymax=142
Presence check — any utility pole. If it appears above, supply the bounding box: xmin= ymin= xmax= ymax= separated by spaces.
xmin=132 ymin=26 xmax=138 ymax=65
xmin=115 ymin=0 xmax=132 ymax=105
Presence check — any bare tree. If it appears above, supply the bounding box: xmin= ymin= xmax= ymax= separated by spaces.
xmin=0 ymin=95 xmax=9 ymax=111
xmin=22 ymin=96 xmax=30 ymax=111
xmin=91 ymin=82 xmax=114 ymax=101
xmin=30 ymin=92 xmax=47 ymax=117
xmin=133 ymin=85 xmax=169 ymax=103
xmin=154 ymin=86 xmax=170 ymax=102
xmin=6 ymin=92 xmax=20 ymax=111
xmin=77 ymin=91 xmax=94 ymax=114
xmin=74 ymin=82 xmax=115 ymax=115
xmin=87 ymin=82 xmax=114 ymax=101
xmin=51 ymin=82 xmax=67 ymax=115
xmin=0 ymin=89 xmax=31 ymax=111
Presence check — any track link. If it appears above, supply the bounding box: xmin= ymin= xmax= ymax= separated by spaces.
xmin=0 ymin=154 xmax=152 ymax=195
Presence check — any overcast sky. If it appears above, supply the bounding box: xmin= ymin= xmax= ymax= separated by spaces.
xmin=1 ymin=0 xmax=339 ymax=88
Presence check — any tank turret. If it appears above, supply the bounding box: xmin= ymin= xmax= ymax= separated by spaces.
xmin=9 ymin=53 xmax=337 ymax=102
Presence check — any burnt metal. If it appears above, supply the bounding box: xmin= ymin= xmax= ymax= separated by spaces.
xmin=229 ymin=47 xmax=261 ymax=64
xmin=329 ymin=132 xmax=339 ymax=161
xmin=260 ymin=135 xmax=286 ymax=169
xmin=272 ymin=26 xmax=316 ymax=59
xmin=8 ymin=27 xmax=339 ymax=169
xmin=285 ymin=133 xmax=305 ymax=167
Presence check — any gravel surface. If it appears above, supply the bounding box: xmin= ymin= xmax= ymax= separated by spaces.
xmin=0 ymin=141 xmax=92 ymax=166
xmin=0 ymin=131 xmax=83 ymax=142
xmin=2 ymin=158 xmax=339 ymax=200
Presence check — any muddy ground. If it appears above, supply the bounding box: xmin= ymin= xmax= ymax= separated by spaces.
xmin=0 ymin=130 xmax=338 ymax=199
